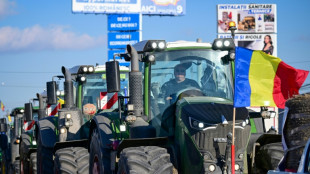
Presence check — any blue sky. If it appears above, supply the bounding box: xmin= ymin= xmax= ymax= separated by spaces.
xmin=1 ymin=0 xmax=310 ymax=115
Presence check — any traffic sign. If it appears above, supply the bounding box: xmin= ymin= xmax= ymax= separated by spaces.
xmin=108 ymin=14 xmax=140 ymax=31
xmin=108 ymin=32 xmax=140 ymax=49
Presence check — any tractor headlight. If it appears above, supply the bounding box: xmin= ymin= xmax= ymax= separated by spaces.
xmin=151 ymin=42 xmax=157 ymax=49
xmin=208 ymin=164 xmax=216 ymax=172
xmin=158 ymin=41 xmax=166 ymax=49
xmin=189 ymin=117 xmax=214 ymax=130
xmin=120 ymin=125 xmax=126 ymax=132
xmin=56 ymin=90 xmax=61 ymax=96
xmin=224 ymin=40 xmax=231 ymax=47
xmin=66 ymin=113 xmax=71 ymax=119
xmin=82 ymin=67 xmax=88 ymax=73
xmin=20 ymin=109 xmax=24 ymax=113
xmin=88 ymin=66 xmax=94 ymax=73
xmin=80 ymin=76 xmax=86 ymax=82
xmin=60 ymin=127 xmax=67 ymax=134
xmin=32 ymin=140 xmax=37 ymax=145
xmin=212 ymin=38 xmax=235 ymax=51
xmin=216 ymin=40 xmax=223 ymax=48
xmin=235 ymin=164 xmax=240 ymax=171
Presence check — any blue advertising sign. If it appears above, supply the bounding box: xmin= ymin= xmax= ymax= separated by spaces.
xmin=141 ymin=0 xmax=186 ymax=16
xmin=108 ymin=50 xmax=130 ymax=66
xmin=108 ymin=32 xmax=140 ymax=49
xmin=72 ymin=0 xmax=140 ymax=14
xmin=108 ymin=14 xmax=140 ymax=31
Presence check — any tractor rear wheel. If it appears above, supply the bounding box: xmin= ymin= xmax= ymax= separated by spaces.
xmin=254 ymin=142 xmax=284 ymax=174
xmin=54 ymin=147 xmax=89 ymax=174
xmin=117 ymin=146 xmax=173 ymax=174
xmin=29 ymin=152 xmax=37 ymax=174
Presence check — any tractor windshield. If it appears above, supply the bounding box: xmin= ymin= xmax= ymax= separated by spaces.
xmin=81 ymin=72 xmax=129 ymax=111
xmin=148 ymin=49 xmax=233 ymax=115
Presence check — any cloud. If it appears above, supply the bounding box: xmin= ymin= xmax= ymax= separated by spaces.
xmin=0 ymin=0 xmax=16 ymax=18
xmin=0 ymin=25 xmax=105 ymax=53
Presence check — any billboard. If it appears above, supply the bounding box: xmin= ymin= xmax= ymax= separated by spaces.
xmin=72 ymin=0 xmax=186 ymax=16
xmin=108 ymin=32 xmax=140 ymax=49
xmin=217 ymin=4 xmax=277 ymax=33
xmin=141 ymin=0 xmax=186 ymax=16
xmin=108 ymin=14 xmax=140 ymax=31
xmin=72 ymin=0 xmax=141 ymax=14
xmin=218 ymin=34 xmax=277 ymax=56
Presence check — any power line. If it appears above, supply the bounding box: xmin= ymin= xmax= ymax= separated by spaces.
xmin=0 ymin=85 xmax=44 ymax=88
xmin=0 ymin=71 xmax=58 ymax=74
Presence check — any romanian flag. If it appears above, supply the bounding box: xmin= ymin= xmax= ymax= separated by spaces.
xmin=0 ymin=101 xmax=4 ymax=111
xmin=234 ymin=47 xmax=309 ymax=109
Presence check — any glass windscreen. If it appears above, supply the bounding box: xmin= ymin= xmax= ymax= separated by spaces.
xmin=81 ymin=72 xmax=129 ymax=111
xmin=149 ymin=49 xmax=233 ymax=116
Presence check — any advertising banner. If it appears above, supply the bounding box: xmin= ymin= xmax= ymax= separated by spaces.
xmin=108 ymin=14 xmax=140 ymax=31
xmin=218 ymin=34 xmax=277 ymax=56
xmin=141 ymin=0 xmax=186 ymax=16
xmin=217 ymin=4 xmax=277 ymax=33
xmin=72 ymin=0 xmax=140 ymax=14
xmin=108 ymin=32 xmax=140 ymax=49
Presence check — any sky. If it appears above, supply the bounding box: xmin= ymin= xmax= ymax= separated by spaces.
xmin=1 ymin=0 xmax=310 ymax=116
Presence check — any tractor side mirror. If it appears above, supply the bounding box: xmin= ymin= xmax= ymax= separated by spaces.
xmin=24 ymin=103 xmax=33 ymax=122
xmin=106 ymin=61 xmax=120 ymax=93
xmin=47 ymin=81 xmax=57 ymax=105
xmin=0 ymin=118 xmax=7 ymax=132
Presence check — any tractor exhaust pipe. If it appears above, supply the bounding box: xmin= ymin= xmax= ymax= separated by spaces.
xmin=36 ymin=93 xmax=47 ymax=119
xmin=127 ymin=45 xmax=143 ymax=117
xmin=62 ymin=66 xmax=74 ymax=108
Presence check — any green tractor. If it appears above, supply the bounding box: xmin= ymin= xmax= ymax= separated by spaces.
xmin=35 ymin=64 xmax=129 ymax=174
xmin=0 ymin=118 xmax=9 ymax=174
xmin=4 ymin=107 xmax=25 ymax=174
xmin=19 ymin=93 xmax=48 ymax=174
xmin=88 ymin=39 xmax=252 ymax=174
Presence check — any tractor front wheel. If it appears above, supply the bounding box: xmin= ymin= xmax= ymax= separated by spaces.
xmin=117 ymin=146 xmax=174 ymax=174
xmin=54 ymin=147 xmax=89 ymax=174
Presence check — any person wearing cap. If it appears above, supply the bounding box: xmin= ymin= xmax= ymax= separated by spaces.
xmin=161 ymin=63 xmax=200 ymax=102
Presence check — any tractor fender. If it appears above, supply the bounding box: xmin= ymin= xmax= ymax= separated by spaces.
xmin=36 ymin=116 xmax=58 ymax=148
xmin=89 ymin=115 xmax=115 ymax=150
xmin=247 ymin=133 xmax=282 ymax=158
xmin=117 ymin=137 xmax=169 ymax=156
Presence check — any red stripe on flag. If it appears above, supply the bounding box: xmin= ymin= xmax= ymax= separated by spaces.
xmin=273 ymin=61 xmax=309 ymax=108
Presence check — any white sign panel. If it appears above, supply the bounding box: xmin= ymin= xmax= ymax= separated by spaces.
xmin=72 ymin=0 xmax=141 ymax=14
xmin=217 ymin=4 xmax=277 ymax=33
xmin=218 ymin=34 xmax=277 ymax=56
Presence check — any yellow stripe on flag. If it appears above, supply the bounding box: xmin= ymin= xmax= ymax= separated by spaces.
xmin=249 ymin=51 xmax=281 ymax=106
xmin=8 ymin=115 xmax=11 ymax=122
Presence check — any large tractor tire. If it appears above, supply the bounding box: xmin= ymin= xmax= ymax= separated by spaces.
xmin=13 ymin=160 xmax=20 ymax=174
xmin=89 ymin=128 xmax=112 ymax=174
xmin=29 ymin=153 xmax=37 ymax=174
xmin=53 ymin=147 xmax=89 ymax=174
xmin=283 ymin=94 xmax=310 ymax=171
xmin=284 ymin=94 xmax=310 ymax=148
xmin=37 ymin=132 xmax=53 ymax=174
xmin=117 ymin=146 xmax=173 ymax=174
xmin=89 ymin=116 xmax=115 ymax=174
xmin=20 ymin=134 xmax=31 ymax=174
xmin=253 ymin=142 xmax=284 ymax=174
